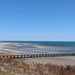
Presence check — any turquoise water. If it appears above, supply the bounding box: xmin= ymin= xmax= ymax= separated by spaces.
xmin=0 ymin=41 xmax=75 ymax=54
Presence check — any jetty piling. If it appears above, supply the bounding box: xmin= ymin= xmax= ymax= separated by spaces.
xmin=0 ymin=53 xmax=75 ymax=59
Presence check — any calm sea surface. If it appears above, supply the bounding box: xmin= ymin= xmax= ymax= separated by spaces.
xmin=0 ymin=41 xmax=75 ymax=54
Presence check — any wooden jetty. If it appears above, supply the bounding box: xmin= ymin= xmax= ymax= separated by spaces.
xmin=0 ymin=53 xmax=75 ymax=59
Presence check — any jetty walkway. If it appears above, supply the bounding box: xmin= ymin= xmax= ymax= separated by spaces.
xmin=0 ymin=53 xmax=75 ymax=59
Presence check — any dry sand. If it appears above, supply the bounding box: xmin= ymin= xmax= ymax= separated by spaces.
xmin=23 ymin=56 xmax=75 ymax=65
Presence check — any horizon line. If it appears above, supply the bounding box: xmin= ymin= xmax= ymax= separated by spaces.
xmin=0 ymin=40 xmax=75 ymax=42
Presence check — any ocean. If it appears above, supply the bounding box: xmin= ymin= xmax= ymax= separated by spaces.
xmin=0 ymin=41 xmax=75 ymax=54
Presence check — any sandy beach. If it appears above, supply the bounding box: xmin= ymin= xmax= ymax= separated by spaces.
xmin=22 ymin=56 xmax=75 ymax=65
xmin=0 ymin=43 xmax=19 ymax=55
xmin=0 ymin=42 xmax=75 ymax=65
xmin=0 ymin=51 xmax=19 ymax=55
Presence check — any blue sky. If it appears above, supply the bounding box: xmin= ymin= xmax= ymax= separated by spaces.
xmin=0 ymin=0 xmax=75 ymax=41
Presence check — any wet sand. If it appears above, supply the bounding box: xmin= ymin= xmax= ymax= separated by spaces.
xmin=0 ymin=43 xmax=19 ymax=55
xmin=0 ymin=51 xmax=19 ymax=55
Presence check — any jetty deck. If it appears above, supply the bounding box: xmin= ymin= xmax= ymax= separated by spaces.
xmin=0 ymin=53 xmax=75 ymax=59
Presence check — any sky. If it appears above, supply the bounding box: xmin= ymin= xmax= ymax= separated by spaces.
xmin=0 ymin=0 xmax=75 ymax=41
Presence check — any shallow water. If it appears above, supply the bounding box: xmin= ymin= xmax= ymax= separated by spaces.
xmin=0 ymin=41 xmax=75 ymax=54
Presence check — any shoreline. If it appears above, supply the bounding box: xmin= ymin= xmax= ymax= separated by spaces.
xmin=0 ymin=51 xmax=19 ymax=55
